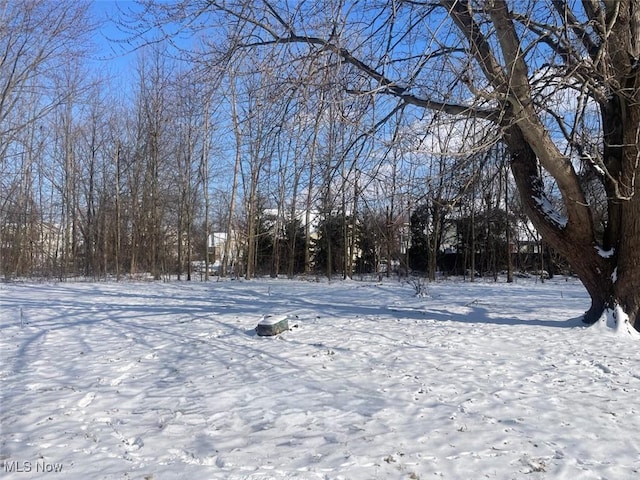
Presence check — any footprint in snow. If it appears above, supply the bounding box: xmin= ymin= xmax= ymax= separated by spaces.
xmin=78 ymin=392 xmax=96 ymax=408
xmin=110 ymin=374 xmax=128 ymax=386
xmin=111 ymin=361 xmax=138 ymax=385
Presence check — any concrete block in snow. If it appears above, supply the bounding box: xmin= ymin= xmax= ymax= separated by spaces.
xmin=256 ymin=314 xmax=289 ymax=336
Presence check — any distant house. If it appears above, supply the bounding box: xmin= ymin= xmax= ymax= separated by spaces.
xmin=204 ymin=231 xmax=240 ymax=274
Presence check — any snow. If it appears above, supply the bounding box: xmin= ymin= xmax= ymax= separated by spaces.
xmin=594 ymin=305 xmax=640 ymax=340
xmin=595 ymin=246 xmax=615 ymax=258
xmin=258 ymin=314 xmax=289 ymax=326
xmin=532 ymin=195 xmax=568 ymax=228
xmin=1 ymin=277 xmax=639 ymax=479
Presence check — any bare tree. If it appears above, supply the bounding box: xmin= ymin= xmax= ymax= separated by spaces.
xmin=0 ymin=1 xmax=92 ymax=140
xmin=0 ymin=0 xmax=93 ymax=278
xmin=76 ymin=81 xmax=110 ymax=278
xmin=223 ymin=69 xmax=243 ymax=278
xmin=129 ymin=46 xmax=176 ymax=279
xmin=200 ymin=84 xmax=215 ymax=281
xmin=229 ymin=53 xmax=287 ymax=279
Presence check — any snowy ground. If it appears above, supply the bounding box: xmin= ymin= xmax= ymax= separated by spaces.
xmin=1 ymin=276 xmax=639 ymax=479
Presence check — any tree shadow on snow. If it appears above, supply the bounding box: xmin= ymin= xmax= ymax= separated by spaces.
xmin=445 ymin=304 xmax=588 ymax=329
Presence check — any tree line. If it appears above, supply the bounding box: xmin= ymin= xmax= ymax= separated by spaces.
xmin=3 ymin=1 xmax=639 ymax=332
xmin=0 ymin=0 xmax=550 ymax=283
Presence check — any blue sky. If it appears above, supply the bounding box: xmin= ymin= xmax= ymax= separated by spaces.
xmin=88 ymin=0 xmax=140 ymax=76
xmin=87 ymin=0 xmax=200 ymax=80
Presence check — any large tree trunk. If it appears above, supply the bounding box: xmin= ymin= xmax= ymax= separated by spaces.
xmin=505 ymin=122 xmax=640 ymax=329
xmin=487 ymin=0 xmax=640 ymax=331
xmin=610 ymin=97 xmax=640 ymax=327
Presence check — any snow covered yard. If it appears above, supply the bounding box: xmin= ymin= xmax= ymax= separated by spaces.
xmin=1 ymin=277 xmax=639 ymax=480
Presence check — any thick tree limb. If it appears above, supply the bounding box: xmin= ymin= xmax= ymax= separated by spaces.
xmin=238 ymin=33 xmax=501 ymax=121
xmin=488 ymin=0 xmax=594 ymax=238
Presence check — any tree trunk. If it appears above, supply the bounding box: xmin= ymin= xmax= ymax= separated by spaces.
xmin=287 ymin=166 xmax=300 ymax=279
xmin=114 ymin=142 xmax=121 ymax=281
xmin=224 ymin=77 xmax=242 ymax=278
xmin=428 ymin=204 xmax=441 ymax=282
xmin=497 ymin=2 xmax=640 ymax=330
xmin=304 ymin=165 xmax=314 ymax=275
xmin=505 ymin=124 xmax=619 ymax=325
xmin=201 ymin=96 xmax=211 ymax=282
xmin=490 ymin=1 xmax=640 ymax=330
xmin=504 ymin=159 xmax=513 ymax=283
xmin=609 ymin=96 xmax=640 ymax=327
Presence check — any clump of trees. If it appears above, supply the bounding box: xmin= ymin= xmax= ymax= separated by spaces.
xmin=131 ymin=0 xmax=640 ymax=329
xmin=3 ymin=1 xmax=639 ymax=331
